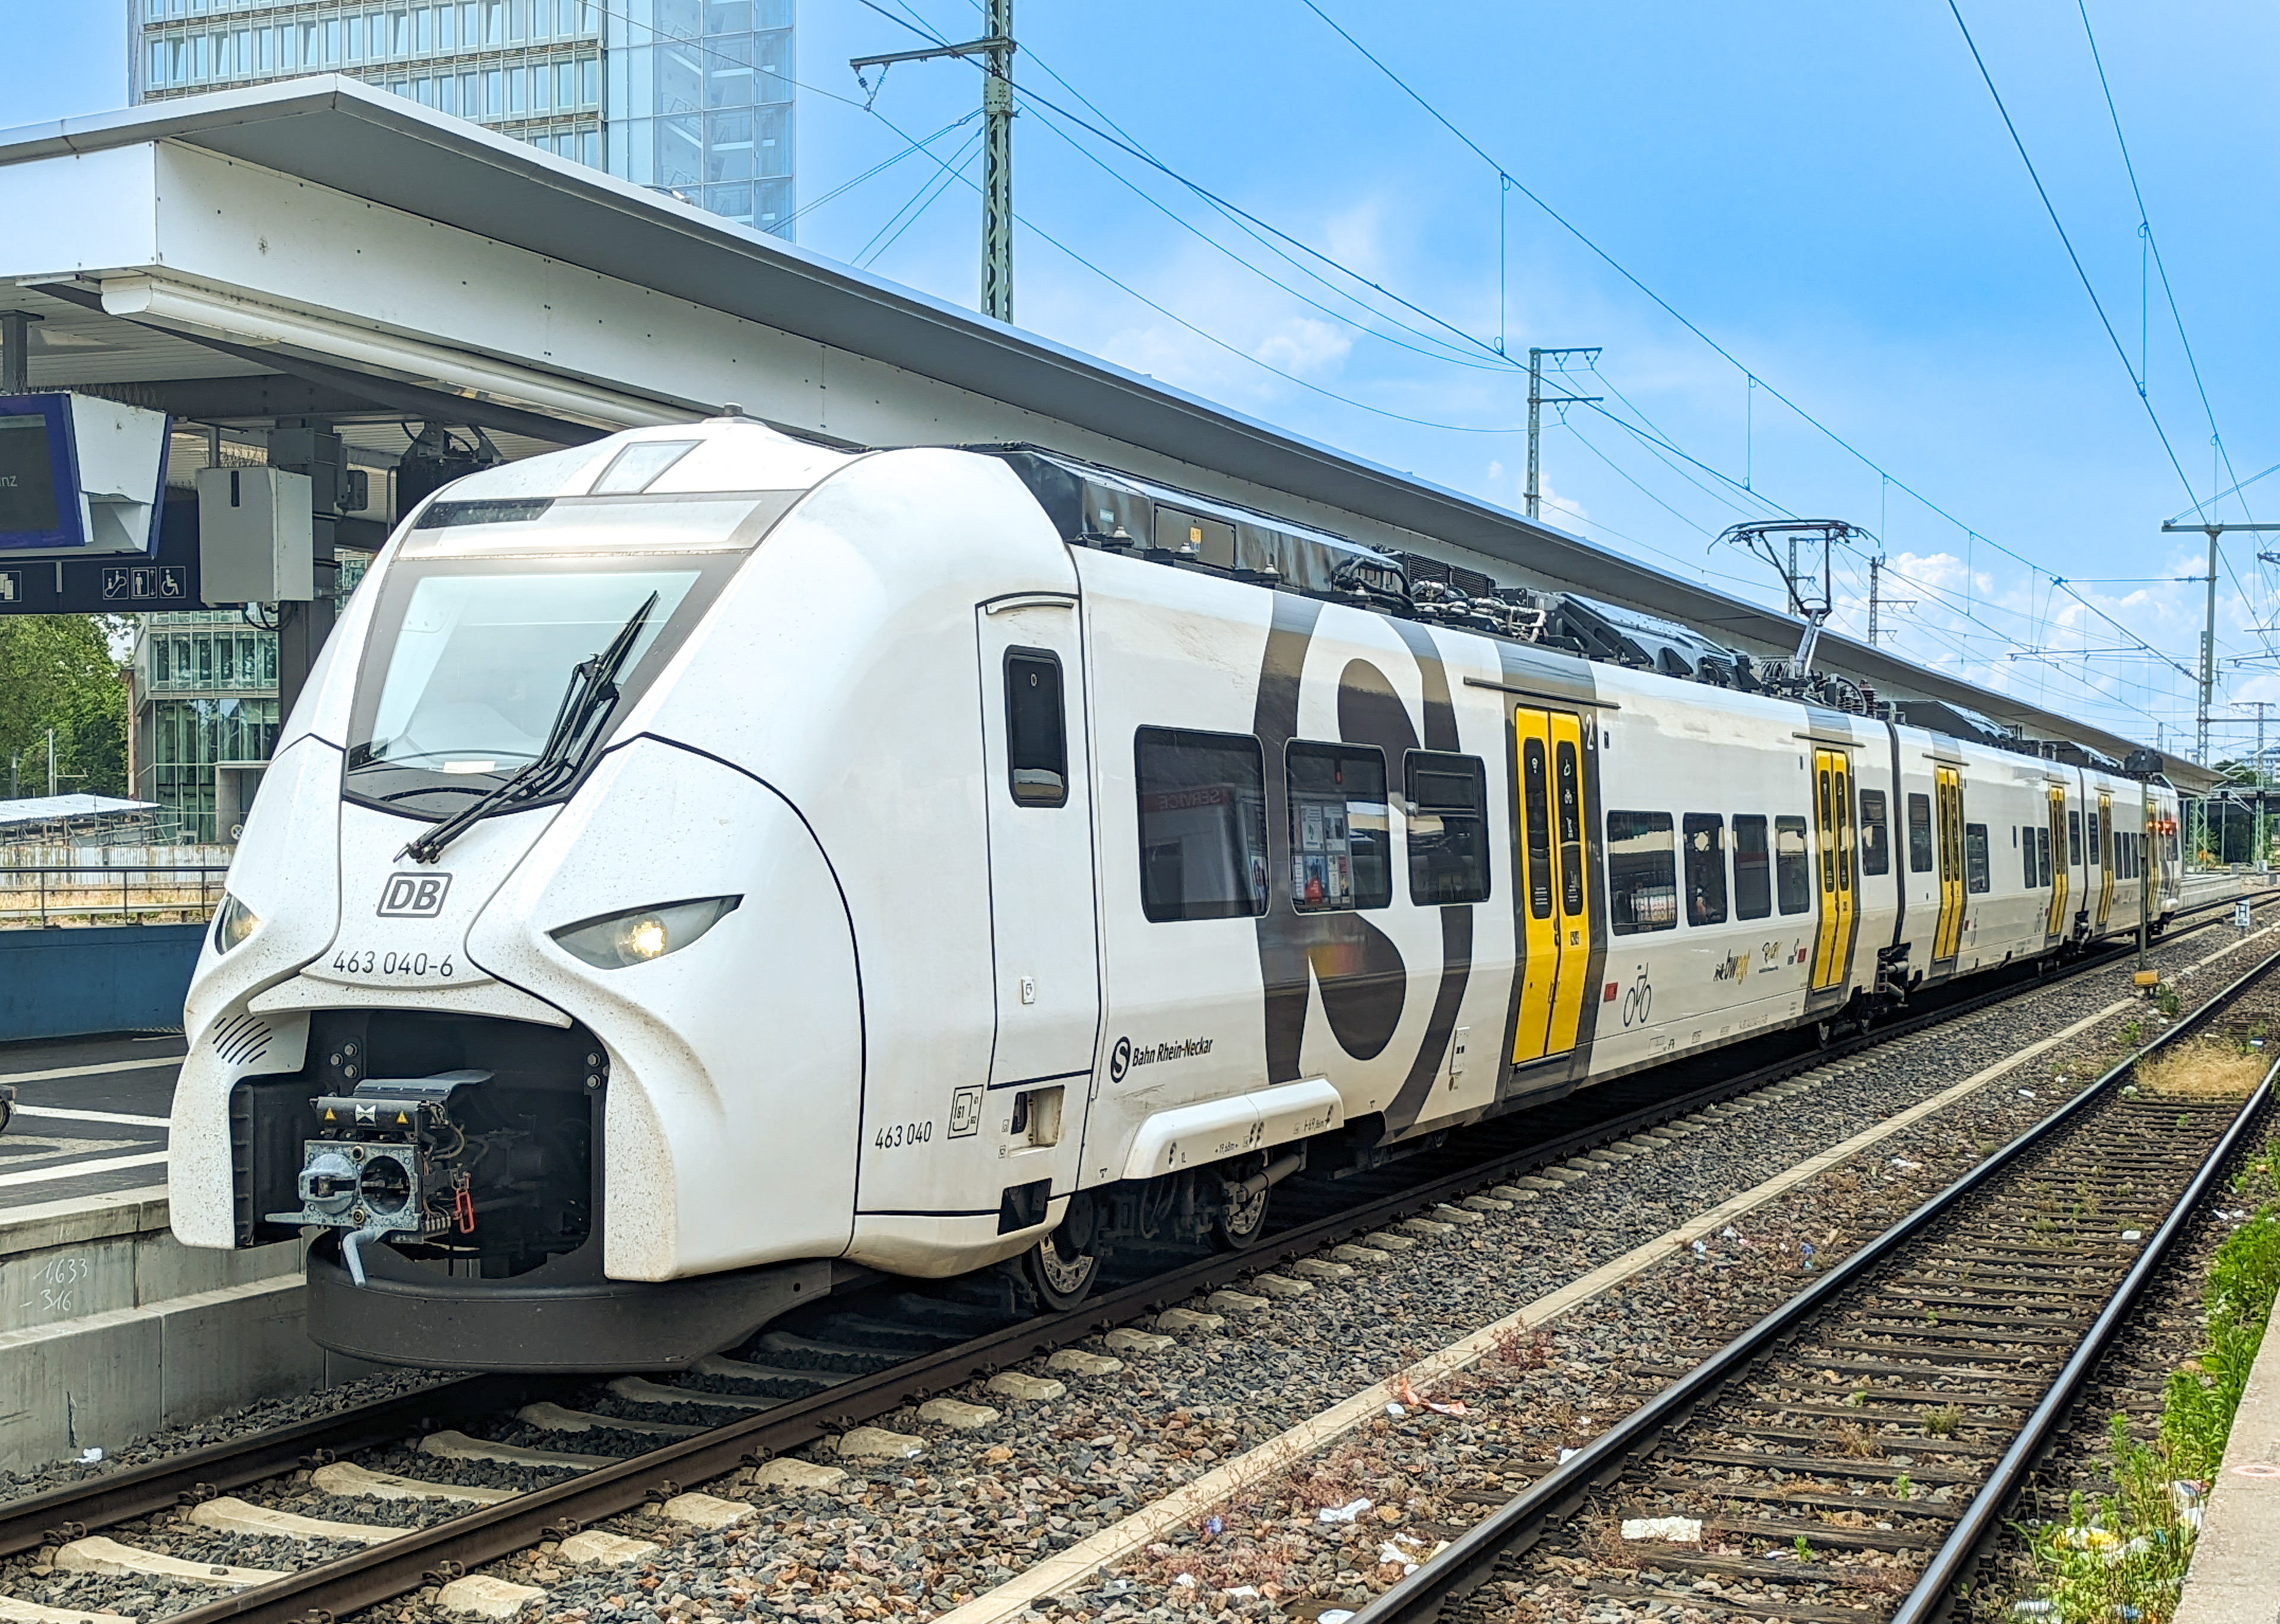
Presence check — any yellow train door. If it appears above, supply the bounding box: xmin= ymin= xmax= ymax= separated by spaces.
xmin=2045 ymin=786 xmax=2070 ymax=939
xmin=2096 ymin=791 xmax=2115 ymax=928
xmin=1546 ymin=713 xmax=1595 ymax=1052
xmin=1933 ymin=766 xmax=1965 ymax=962
xmin=1810 ymin=748 xmax=1855 ymax=991
xmin=1510 ymin=706 xmax=1594 ymax=1064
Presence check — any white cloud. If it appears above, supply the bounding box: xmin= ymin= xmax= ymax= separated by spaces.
xmin=1254 ymin=317 xmax=1352 ymax=378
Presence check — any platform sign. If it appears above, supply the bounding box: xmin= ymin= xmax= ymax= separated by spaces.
xmin=0 ymin=496 xmax=204 ymax=614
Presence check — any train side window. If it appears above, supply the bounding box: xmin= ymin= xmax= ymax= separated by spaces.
xmin=1907 ymin=793 xmax=1934 ymax=873
xmin=2020 ymin=826 xmax=2035 ymax=889
xmin=1965 ymin=823 xmax=1991 ymax=893
xmin=2067 ymin=810 xmax=2082 ymax=865
xmin=1859 ymin=790 xmax=1890 ymax=876
xmin=1733 ymin=814 xmax=1772 ymax=919
xmin=1287 ymin=743 xmax=1392 ymax=912
xmin=1607 ymin=811 xmax=1678 ymax=933
xmin=1135 ymin=727 xmax=1269 ymax=922
xmin=2036 ymin=827 xmax=2052 ymax=887
xmin=1775 ymin=816 xmax=1812 ymax=914
xmin=1682 ymin=814 xmax=1727 ymax=925
xmin=1519 ymin=738 xmax=1553 ymax=919
xmin=2088 ymin=810 xmax=2101 ymax=863
xmin=1004 ymin=650 xmax=1068 ymax=807
xmin=1404 ymin=751 xmax=1490 ymax=905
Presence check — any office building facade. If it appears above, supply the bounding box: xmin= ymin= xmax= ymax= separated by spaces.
xmin=131 ymin=1 xmax=795 ymax=237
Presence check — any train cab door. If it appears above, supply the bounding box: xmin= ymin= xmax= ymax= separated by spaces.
xmin=2045 ymin=786 xmax=2070 ymax=942
xmin=976 ymin=600 xmax=1103 ymax=1117
xmin=1809 ymin=748 xmax=1856 ymax=991
xmin=1510 ymin=706 xmax=1595 ymax=1064
xmin=2096 ymin=791 xmax=2116 ymax=929
xmin=1932 ymin=766 xmax=1965 ymax=965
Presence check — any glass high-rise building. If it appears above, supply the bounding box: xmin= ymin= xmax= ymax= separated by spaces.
xmin=124 ymin=1 xmax=793 ymax=839
xmin=130 ymin=1 xmax=795 ymax=237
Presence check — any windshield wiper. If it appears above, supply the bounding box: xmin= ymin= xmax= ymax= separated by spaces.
xmin=400 ymin=592 xmax=660 ymax=865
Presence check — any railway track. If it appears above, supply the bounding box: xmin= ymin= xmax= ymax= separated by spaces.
xmin=1350 ymin=940 xmax=2280 ymax=1624
xmin=0 ymin=892 xmax=2266 ymax=1624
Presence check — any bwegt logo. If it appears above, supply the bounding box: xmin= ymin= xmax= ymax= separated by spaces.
xmin=378 ymin=873 xmax=452 ymax=918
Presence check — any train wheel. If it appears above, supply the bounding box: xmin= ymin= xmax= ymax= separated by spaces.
xmin=1212 ymin=1171 xmax=1269 ymax=1251
xmin=1023 ymin=1223 xmax=1098 ymax=1309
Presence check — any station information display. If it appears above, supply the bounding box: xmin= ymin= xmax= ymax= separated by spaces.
xmin=0 ymin=395 xmax=71 ymax=550
xmin=0 ymin=392 xmax=170 ymax=559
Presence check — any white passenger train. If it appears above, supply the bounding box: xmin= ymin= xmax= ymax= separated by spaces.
xmin=168 ymin=418 xmax=2184 ymax=1369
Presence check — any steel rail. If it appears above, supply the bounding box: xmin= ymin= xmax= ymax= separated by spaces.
xmin=24 ymin=890 xmax=2263 ymax=1622
xmin=1890 ymin=1069 xmax=2279 ymax=1621
xmin=0 ymin=1376 xmax=536 ymax=1560
xmin=1344 ymin=938 xmax=2280 ymax=1624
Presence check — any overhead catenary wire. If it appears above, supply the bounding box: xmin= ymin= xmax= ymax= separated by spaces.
xmin=613 ymin=0 xmax=2198 ymax=731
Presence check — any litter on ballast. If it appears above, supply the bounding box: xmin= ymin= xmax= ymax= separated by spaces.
xmin=1800 ymin=1242 xmax=1817 ymax=1270
xmin=2010 ymin=1602 xmax=2055 ymax=1617
xmin=1204 ymin=1515 xmax=1224 ymax=1537
xmin=1378 ymin=1539 xmax=1423 ymax=1574
xmin=1557 ymin=1447 xmax=1579 ymax=1463
xmin=1889 ymin=1157 xmax=1923 ymax=1171
xmin=2019 ymin=1089 xmax=2037 ymax=1099
xmin=2121 ymin=1229 xmax=2143 ymax=1241
xmin=1172 ymin=1574 xmax=1196 ymax=1588
xmin=1319 ymin=1612 xmax=1356 ymax=1624
xmin=1620 ymin=1517 xmax=1703 ymax=1543
xmin=76 ymin=1448 xmax=102 ymax=1464
xmin=1391 ymin=1377 xmax=1469 ymax=1416
xmin=1226 ymin=1587 xmax=1259 ymax=1599
xmin=1318 ymin=1499 xmax=1373 ymax=1524
xmin=1691 ymin=1239 xmax=1709 ymax=1258
xmin=1385 ymin=1403 xmax=1407 ymax=1419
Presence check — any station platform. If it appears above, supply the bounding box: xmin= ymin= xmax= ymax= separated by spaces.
xmin=0 ymin=1033 xmax=182 ymax=1208
xmin=0 ymin=1035 xmax=377 ymax=1474
xmin=2174 ymin=1282 xmax=2280 ymax=1624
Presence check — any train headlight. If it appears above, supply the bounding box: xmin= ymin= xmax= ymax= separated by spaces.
xmin=550 ymin=896 xmax=742 ymax=969
xmin=213 ymin=892 xmax=261 ymax=955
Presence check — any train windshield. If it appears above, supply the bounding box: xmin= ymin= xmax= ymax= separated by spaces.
xmin=344 ymin=554 xmax=730 ymax=816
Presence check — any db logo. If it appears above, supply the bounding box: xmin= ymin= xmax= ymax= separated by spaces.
xmin=1109 ymin=1036 xmax=1132 ymax=1083
xmin=378 ymin=873 xmax=452 ymax=918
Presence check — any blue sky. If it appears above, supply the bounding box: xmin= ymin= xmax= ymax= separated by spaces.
xmin=6 ymin=1 xmax=2276 ymax=753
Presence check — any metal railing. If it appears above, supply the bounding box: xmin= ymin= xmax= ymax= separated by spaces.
xmin=0 ymin=864 xmax=229 ymax=927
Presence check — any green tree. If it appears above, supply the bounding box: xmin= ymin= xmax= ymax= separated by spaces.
xmin=0 ymin=615 xmax=130 ymax=799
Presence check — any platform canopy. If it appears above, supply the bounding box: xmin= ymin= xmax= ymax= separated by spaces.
xmin=0 ymin=77 xmax=2208 ymax=788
